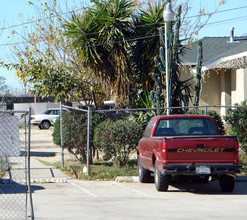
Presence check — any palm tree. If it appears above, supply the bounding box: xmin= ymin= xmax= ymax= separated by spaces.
xmin=64 ymin=0 xmax=135 ymax=106
xmin=132 ymin=1 xmax=165 ymax=92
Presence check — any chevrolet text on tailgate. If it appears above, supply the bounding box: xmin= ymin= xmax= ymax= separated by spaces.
xmin=137 ymin=115 xmax=242 ymax=192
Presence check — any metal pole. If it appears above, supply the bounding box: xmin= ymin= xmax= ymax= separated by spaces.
xmin=60 ymin=101 xmax=64 ymax=169
xmin=27 ymin=107 xmax=34 ymax=220
xmin=165 ymin=21 xmax=170 ymax=115
xmin=87 ymin=106 xmax=91 ymax=176
xmin=205 ymin=106 xmax=208 ymax=115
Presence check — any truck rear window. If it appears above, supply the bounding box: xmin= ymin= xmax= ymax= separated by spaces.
xmin=154 ymin=118 xmax=218 ymax=136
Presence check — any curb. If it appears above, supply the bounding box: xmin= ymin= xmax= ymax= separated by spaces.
xmin=236 ymin=176 xmax=247 ymax=182
xmin=30 ymin=178 xmax=72 ymax=183
xmin=115 ymin=176 xmax=140 ymax=183
xmin=0 ymin=178 xmax=71 ymax=184
xmin=115 ymin=176 xmax=247 ymax=183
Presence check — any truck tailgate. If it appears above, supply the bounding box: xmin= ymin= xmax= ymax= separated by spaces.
xmin=166 ymin=136 xmax=237 ymax=164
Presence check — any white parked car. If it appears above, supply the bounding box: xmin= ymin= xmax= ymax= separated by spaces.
xmin=31 ymin=108 xmax=65 ymax=129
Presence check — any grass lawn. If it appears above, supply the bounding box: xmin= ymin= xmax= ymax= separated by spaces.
xmin=39 ymin=159 xmax=138 ymax=181
xmin=38 ymin=152 xmax=247 ymax=181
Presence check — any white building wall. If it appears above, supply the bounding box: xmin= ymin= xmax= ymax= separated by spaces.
xmin=200 ymin=70 xmax=221 ymax=106
xmin=220 ymin=69 xmax=231 ymax=116
xmin=231 ymin=69 xmax=247 ymax=105
xmin=14 ymin=102 xmax=60 ymax=115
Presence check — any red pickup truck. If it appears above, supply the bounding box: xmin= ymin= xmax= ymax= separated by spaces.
xmin=137 ymin=115 xmax=241 ymax=192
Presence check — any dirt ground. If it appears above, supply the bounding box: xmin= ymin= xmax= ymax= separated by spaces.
xmin=30 ymin=126 xmax=75 ymax=163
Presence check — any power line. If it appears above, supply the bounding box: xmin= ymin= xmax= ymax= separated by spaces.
xmin=204 ymin=16 xmax=247 ymax=27
xmin=1 ymin=3 xmax=247 ymax=48
xmin=0 ymin=11 xmax=247 ymax=48
xmin=186 ymin=5 xmax=247 ymax=19
xmin=0 ymin=6 xmax=86 ymax=31
xmin=1 ymin=3 xmax=247 ymax=33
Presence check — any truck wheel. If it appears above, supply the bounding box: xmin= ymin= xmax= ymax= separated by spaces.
xmin=41 ymin=120 xmax=50 ymax=129
xmin=154 ymin=161 xmax=168 ymax=191
xmin=138 ymin=156 xmax=151 ymax=183
xmin=219 ymin=175 xmax=235 ymax=192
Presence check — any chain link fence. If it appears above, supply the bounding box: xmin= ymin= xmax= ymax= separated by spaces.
xmin=59 ymin=104 xmax=247 ymax=175
xmin=0 ymin=110 xmax=34 ymax=220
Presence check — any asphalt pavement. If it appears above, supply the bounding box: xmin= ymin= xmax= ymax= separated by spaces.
xmin=28 ymin=154 xmax=247 ymax=220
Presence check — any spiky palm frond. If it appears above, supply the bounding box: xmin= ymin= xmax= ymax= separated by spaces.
xmin=64 ymin=0 xmax=136 ymax=106
xmin=132 ymin=1 xmax=165 ymax=91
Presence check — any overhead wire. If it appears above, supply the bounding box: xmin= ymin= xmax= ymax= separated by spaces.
xmin=0 ymin=4 xmax=247 ymax=33
xmin=0 ymin=4 xmax=247 ymax=48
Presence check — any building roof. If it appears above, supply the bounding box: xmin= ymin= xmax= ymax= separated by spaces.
xmin=181 ymin=37 xmax=247 ymax=69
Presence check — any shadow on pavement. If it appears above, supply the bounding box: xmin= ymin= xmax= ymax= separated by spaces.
xmin=0 ymin=180 xmax=45 ymax=194
xmin=20 ymin=150 xmax=56 ymax=157
xmin=169 ymin=181 xmax=247 ymax=195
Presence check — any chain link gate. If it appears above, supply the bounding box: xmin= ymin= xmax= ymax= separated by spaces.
xmin=60 ymin=104 xmax=90 ymax=174
xmin=0 ymin=109 xmax=34 ymax=220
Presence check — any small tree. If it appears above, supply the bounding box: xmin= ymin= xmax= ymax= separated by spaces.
xmin=53 ymin=110 xmax=88 ymax=163
xmin=94 ymin=119 xmax=143 ymax=167
xmin=225 ymin=101 xmax=247 ymax=153
xmin=53 ymin=109 xmax=107 ymax=164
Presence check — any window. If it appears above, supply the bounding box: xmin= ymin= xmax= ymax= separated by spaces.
xmin=153 ymin=118 xmax=217 ymax=136
xmin=143 ymin=118 xmax=155 ymax=138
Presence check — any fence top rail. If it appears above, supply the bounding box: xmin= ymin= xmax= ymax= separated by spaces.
xmin=0 ymin=110 xmax=29 ymax=114
xmin=93 ymin=105 xmax=247 ymax=113
xmin=61 ymin=105 xmax=88 ymax=113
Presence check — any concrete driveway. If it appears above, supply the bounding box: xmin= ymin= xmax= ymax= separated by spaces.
xmin=31 ymin=179 xmax=247 ymax=220
xmin=29 ymin=127 xmax=247 ymax=220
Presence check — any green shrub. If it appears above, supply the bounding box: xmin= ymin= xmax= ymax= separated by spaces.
xmin=225 ymin=100 xmax=247 ymax=153
xmin=53 ymin=116 xmax=61 ymax=146
xmin=93 ymin=119 xmax=143 ymax=167
xmin=52 ymin=110 xmax=107 ymax=164
xmin=53 ymin=110 xmax=88 ymax=163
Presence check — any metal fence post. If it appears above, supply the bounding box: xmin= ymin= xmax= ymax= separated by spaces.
xmin=28 ymin=107 xmax=34 ymax=220
xmin=60 ymin=101 xmax=64 ymax=169
xmin=205 ymin=106 xmax=208 ymax=115
xmin=87 ymin=106 xmax=91 ymax=176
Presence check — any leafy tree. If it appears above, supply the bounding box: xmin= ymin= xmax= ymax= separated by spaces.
xmin=2 ymin=0 xmax=106 ymax=107
xmin=0 ymin=0 xmax=226 ymax=107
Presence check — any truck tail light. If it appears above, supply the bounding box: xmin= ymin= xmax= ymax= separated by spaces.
xmin=161 ymin=140 xmax=168 ymax=162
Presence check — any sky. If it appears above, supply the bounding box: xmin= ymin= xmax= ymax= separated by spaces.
xmin=0 ymin=0 xmax=247 ymax=94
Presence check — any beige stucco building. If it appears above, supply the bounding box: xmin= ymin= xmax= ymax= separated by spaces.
xmin=181 ymin=32 xmax=247 ymax=116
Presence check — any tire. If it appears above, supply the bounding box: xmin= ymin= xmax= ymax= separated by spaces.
xmin=38 ymin=125 xmax=43 ymax=130
xmin=219 ymin=175 xmax=235 ymax=192
xmin=41 ymin=120 xmax=51 ymax=129
xmin=154 ymin=161 xmax=169 ymax=191
xmin=138 ymin=156 xmax=151 ymax=183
